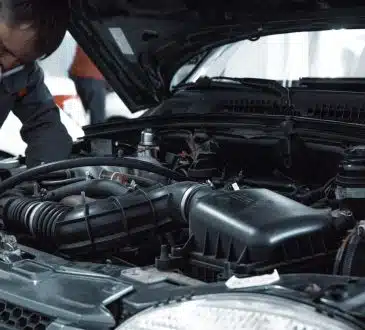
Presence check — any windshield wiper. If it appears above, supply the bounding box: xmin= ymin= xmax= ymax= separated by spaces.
xmin=174 ymin=76 xmax=292 ymax=108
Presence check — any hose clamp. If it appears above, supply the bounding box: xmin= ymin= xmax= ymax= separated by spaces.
xmin=180 ymin=184 xmax=206 ymax=222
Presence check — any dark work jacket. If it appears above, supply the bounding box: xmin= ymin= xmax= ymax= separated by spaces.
xmin=0 ymin=62 xmax=72 ymax=167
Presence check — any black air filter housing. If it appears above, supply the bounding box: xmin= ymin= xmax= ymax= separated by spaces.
xmin=187 ymin=189 xmax=342 ymax=273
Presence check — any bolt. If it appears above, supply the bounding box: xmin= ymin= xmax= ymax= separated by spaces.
xmin=117 ymin=149 xmax=124 ymax=157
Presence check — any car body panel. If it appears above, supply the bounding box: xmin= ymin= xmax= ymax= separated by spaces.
xmin=70 ymin=0 xmax=365 ymax=111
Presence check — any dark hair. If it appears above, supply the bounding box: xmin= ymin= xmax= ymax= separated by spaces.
xmin=1 ymin=0 xmax=70 ymax=59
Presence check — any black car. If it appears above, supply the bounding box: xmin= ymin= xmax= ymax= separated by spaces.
xmin=0 ymin=0 xmax=365 ymax=329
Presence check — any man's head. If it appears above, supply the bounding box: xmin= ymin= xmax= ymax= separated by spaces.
xmin=0 ymin=0 xmax=70 ymax=71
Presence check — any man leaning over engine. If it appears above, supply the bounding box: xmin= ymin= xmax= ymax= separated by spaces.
xmin=0 ymin=0 xmax=72 ymax=167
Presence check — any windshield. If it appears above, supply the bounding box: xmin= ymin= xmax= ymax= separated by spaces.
xmin=172 ymin=29 xmax=365 ymax=87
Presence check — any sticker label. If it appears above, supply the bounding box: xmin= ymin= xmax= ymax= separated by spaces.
xmin=225 ymin=269 xmax=280 ymax=289
xmin=231 ymin=182 xmax=240 ymax=191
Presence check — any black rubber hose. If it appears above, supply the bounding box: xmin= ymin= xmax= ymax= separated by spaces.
xmin=0 ymin=157 xmax=188 ymax=194
xmin=40 ymin=177 xmax=86 ymax=187
xmin=35 ymin=170 xmax=74 ymax=181
xmin=45 ymin=179 xmax=129 ymax=201
xmin=296 ymin=188 xmax=323 ymax=205
xmin=241 ymin=178 xmax=297 ymax=193
xmin=296 ymin=177 xmax=335 ymax=204
xmin=41 ymin=174 xmax=159 ymax=188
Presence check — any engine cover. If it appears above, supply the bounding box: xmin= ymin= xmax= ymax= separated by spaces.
xmin=187 ymin=188 xmax=344 ymax=274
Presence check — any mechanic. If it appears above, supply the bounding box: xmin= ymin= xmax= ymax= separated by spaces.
xmin=0 ymin=0 xmax=72 ymax=167
xmin=69 ymin=45 xmax=107 ymax=125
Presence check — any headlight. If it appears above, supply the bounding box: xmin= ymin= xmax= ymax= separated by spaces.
xmin=117 ymin=293 xmax=359 ymax=330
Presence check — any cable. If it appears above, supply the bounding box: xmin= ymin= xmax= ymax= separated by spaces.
xmin=296 ymin=177 xmax=335 ymax=205
xmin=35 ymin=170 xmax=73 ymax=181
xmin=0 ymin=157 xmax=188 ymax=194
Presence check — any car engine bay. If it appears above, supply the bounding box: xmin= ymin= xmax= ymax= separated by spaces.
xmin=0 ymin=122 xmax=365 ymax=329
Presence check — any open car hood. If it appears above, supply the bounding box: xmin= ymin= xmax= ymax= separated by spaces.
xmin=69 ymin=0 xmax=365 ymax=112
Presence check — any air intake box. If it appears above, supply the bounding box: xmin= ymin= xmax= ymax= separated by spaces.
xmin=187 ymin=189 xmax=343 ymax=274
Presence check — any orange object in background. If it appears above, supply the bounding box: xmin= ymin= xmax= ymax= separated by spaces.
xmin=53 ymin=95 xmax=79 ymax=110
xmin=69 ymin=46 xmax=105 ymax=80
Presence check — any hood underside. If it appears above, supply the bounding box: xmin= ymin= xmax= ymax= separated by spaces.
xmin=69 ymin=0 xmax=365 ymax=112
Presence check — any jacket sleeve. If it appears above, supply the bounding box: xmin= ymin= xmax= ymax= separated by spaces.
xmin=12 ymin=63 xmax=73 ymax=168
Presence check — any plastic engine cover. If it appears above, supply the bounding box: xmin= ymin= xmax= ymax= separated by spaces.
xmin=188 ymin=188 xmax=334 ymax=267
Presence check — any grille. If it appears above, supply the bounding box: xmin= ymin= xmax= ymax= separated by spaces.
xmin=0 ymin=299 xmax=53 ymax=330
xmin=307 ymin=103 xmax=365 ymax=123
xmin=219 ymin=98 xmax=365 ymax=124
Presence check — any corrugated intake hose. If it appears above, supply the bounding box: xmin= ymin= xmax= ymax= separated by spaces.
xmin=333 ymin=224 xmax=365 ymax=276
xmin=2 ymin=182 xmax=211 ymax=253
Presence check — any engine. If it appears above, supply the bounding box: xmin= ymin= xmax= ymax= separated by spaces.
xmin=1 ymin=180 xmax=346 ymax=278
xmin=0 ymin=128 xmax=364 ymax=329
